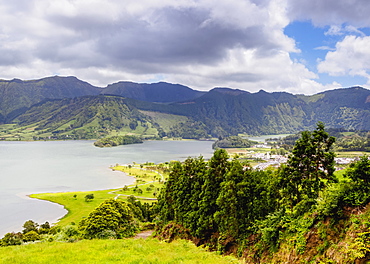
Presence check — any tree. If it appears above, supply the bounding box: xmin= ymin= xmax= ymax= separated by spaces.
xmin=79 ymin=199 xmax=137 ymax=239
xmin=279 ymin=122 xmax=336 ymax=209
xmin=345 ymin=155 xmax=370 ymax=187
xmin=197 ymin=149 xmax=230 ymax=238
xmin=85 ymin=194 xmax=94 ymax=202
xmin=215 ymin=159 xmax=243 ymax=238
xmin=23 ymin=231 xmax=40 ymax=242
xmin=1 ymin=232 xmax=23 ymax=246
xmin=22 ymin=220 xmax=38 ymax=234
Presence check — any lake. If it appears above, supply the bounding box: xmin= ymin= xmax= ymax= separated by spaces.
xmin=0 ymin=140 xmax=214 ymax=237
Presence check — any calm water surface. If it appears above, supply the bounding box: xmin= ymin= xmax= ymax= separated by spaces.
xmin=0 ymin=140 xmax=214 ymax=236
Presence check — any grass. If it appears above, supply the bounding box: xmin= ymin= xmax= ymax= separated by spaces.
xmin=30 ymin=164 xmax=167 ymax=226
xmin=11 ymin=164 xmax=242 ymax=264
xmin=0 ymin=239 xmax=241 ymax=264
xmin=335 ymin=151 xmax=368 ymax=158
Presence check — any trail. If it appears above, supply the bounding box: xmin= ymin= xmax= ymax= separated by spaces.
xmin=134 ymin=230 xmax=154 ymax=239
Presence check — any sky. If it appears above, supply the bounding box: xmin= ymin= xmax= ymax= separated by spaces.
xmin=0 ymin=0 xmax=370 ymax=94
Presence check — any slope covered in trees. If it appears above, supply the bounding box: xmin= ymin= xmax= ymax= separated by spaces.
xmin=0 ymin=76 xmax=102 ymax=122
xmin=101 ymin=81 xmax=205 ymax=103
xmin=2 ymin=76 xmax=370 ymax=139
xmin=155 ymin=123 xmax=370 ymax=262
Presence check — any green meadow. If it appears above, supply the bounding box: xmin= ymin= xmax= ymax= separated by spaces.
xmin=0 ymin=239 xmax=241 ymax=264
xmin=30 ymin=164 xmax=165 ymax=226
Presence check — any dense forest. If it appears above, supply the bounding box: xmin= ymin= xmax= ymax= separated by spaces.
xmin=93 ymin=135 xmax=143 ymax=147
xmin=212 ymin=136 xmax=258 ymax=149
xmin=155 ymin=123 xmax=370 ymax=262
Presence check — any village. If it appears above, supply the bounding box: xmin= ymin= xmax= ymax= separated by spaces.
xmin=230 ymin=142 xmax=359 ymax=170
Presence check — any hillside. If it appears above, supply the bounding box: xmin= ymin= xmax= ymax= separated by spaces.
xmin=1 ymin=76 xmax=370 ymax=139
xmin=101 ymin=81 xmax=205 ymax=103
xmin=11 ymin=96 xmax=160 ymax=140
xmin=0 ymin=76 xmax=102 ymax=122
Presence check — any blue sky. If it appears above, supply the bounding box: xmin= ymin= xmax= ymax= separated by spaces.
xmin=285 ymin=21 xmax=369 ymax=89
xmin=0 ymin=0 xmax=369 ymax=94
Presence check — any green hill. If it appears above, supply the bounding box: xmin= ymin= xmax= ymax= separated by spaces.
xmin=0 ymin=76 xmax=102 ymax=122
xmin=101 ymin=81 xmax=205 ymax=103
xmin=7 ymin=96 xmax=160 ymax=140
xmin=2 ymin=76 xmax=370 ymax=140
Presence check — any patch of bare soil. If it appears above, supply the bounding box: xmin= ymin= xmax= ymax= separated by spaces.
xmin=134 ymin=230 xmax=154 ymax=239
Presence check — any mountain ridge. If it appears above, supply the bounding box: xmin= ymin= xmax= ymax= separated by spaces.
xmin=1 ymin=76 xmax=370 ymax=139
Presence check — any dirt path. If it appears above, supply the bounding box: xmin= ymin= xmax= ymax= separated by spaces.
xmin=134 ymin=230 xmax=154 ymax=239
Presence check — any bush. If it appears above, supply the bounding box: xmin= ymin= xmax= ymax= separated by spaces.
xmin=23 ymin=231 xmax=40 ymax=242
xmin=1 ymin=232 xmax=23 ymax=246
xmin=79 ymin=199 xmax=138 ymax=238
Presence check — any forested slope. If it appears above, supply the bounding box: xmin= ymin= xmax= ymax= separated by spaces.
xmin=2 ymin=76 xmax=370 ymax=139
xmin=155 ymin=124 xmax=370 ymax=263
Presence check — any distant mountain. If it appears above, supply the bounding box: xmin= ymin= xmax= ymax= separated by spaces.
xmin=307 ymin=86 xmax=370 ymax=130
xmin=1 ymin=75 xmax=370 ymax=140
xmin=14 ymin=96 xmax=162 ymax=140
xmin=125 ymin=86 xmax=370 ymax=136
xmin=0 ymin=77 xmax=204 ymax=123
xmin=101 ymin=81 xmax=205 ymax=103
xmin=0 ymin=76 xmax=102 ymax=122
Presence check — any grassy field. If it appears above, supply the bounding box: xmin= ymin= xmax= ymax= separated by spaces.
xmin=30 ymin=164 xmax=166 ymax=226
xmin=0 ymin=238 xmax=241 ymax=264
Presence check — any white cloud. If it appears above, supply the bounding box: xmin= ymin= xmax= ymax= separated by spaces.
xmin=318 ymin=36 xmax=370 ymax=82
xmin=0 ymin=0 xmax=366 ymax=95
xmin=325 ymin=25 xmax=365 ymax=36
xmin=287 ymin=0 xmax=370 ymax=27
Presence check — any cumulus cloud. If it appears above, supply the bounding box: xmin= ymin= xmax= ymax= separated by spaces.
xmin=318 ymin=35 xmax=370 ymax=82
xmin=325 ymin=25 xmax=365 ymax=36
xmin=287 ymin=0 xmax=370 ymax=27
xmin=0 ymin=0 xmax=367 ymax=94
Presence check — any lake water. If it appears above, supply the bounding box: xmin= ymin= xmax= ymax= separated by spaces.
xmin=0 ymin=140 xmax=214 ymax=237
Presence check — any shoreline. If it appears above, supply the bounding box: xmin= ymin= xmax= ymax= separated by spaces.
xmin=27 ymin=170 xmax=136 ymax=227
xmin=0 ymin=170 xmax=136 ymax=237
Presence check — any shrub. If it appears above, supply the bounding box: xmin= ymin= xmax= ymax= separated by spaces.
xmin=79 ymin=199 xmax=138 ymax=239
xmin=23 ymin=231 xmax=40 ymax=242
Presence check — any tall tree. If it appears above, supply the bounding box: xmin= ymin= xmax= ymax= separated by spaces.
xmin=279 ymin=122 xmax=336 ymax=208
xmin=196 ymin=149 xmax=230 ymax=238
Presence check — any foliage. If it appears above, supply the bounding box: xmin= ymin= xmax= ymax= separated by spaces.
xmin=167 ymin=120 xmax=209 ymax=139
xmin=212 ymin=136 xmax=257 ymax=149
xmin=155 ymin=123 xmax=370 ymax=262
xmin=23 ymin=231 xmax=40 ymax=242
xmin=278 ymin=122 xmax=336 ymax=208
xmin=0 ymin=233 xmax=23 ymax=246
xmin=156 ymin=149 xmax=280 ymax=246
xmin=22 ymin=220 xmax=39 ymax=234
xmin=84 ymin=193 xmax=94 ymax=202
xmin=94 ymin=135 xmax=143 ymax=147
xmin=345 ymin=155 xmax=370 ymax=186
xmin=78 ymin=199 xmax=138 ymax=239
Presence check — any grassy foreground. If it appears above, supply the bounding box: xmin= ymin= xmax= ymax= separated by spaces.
xmin=30 ymin=165 xmax=165 ymax=226
xmin=0 ymin=238 xmax=241 ymax=264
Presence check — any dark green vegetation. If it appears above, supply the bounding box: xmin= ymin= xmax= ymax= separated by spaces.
xmin=212 ymin=136 xmax=258 ymax=149
xmin=1 ymin=76 xmax=370 ymax=141
xmin=101 ymin=81 xmax=205 ymax=103
xmin=0 ymin=76 xmax=102 ymax=123
xmin=94 ymin=135 xmax=143 ymax=147
xmin=278 ymin=128 xmax=370 ymax=152
xmin=155 ymin=124 xmax=370 ymax=263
